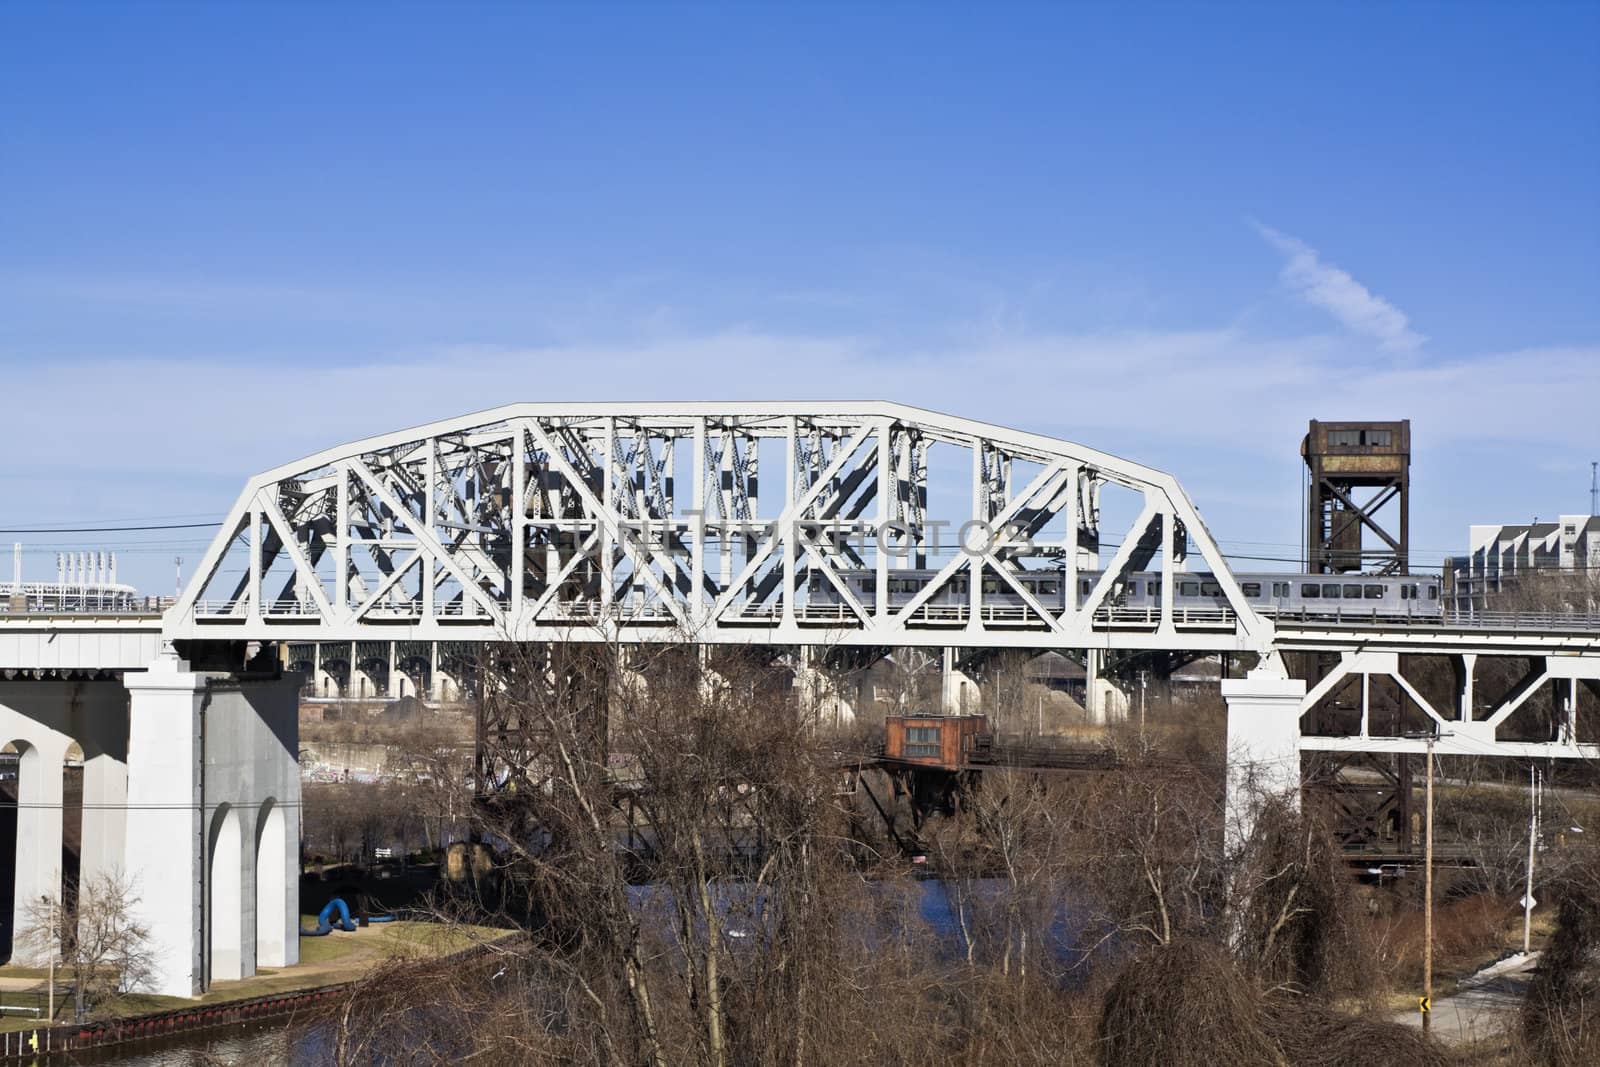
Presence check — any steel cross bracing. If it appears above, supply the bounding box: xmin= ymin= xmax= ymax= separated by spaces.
xmin=1279 ymin=623 xmax=1600 ymax=762
xmin=163 ymin=402 xmax=1270 ymax=652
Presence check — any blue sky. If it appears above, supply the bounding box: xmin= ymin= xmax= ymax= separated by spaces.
xmin=2 ymin=3 xmax=1597 ymax=593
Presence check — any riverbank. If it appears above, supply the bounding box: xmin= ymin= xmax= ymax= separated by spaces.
xmin=0 ymin=917 xmax=510 ymax=1035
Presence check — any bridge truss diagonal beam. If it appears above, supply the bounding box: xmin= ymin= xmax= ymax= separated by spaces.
xmin=162 ymin=402 xmax=1268 ymax=651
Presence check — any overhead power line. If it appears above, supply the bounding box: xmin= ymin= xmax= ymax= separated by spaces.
xmin=0 ymin=521 xmax=223 ymax=534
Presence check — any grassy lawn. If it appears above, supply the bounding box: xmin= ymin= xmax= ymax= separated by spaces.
xmin=0 ymin=918 xmax=512 ymax=1032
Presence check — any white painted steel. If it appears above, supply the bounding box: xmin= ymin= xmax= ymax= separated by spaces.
xmin=163 ymin=402 xmax=1271 ymax=652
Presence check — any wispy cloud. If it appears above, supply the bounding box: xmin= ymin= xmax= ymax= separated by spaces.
xmin=1255 ymin=224 xmax=1425 ymax=353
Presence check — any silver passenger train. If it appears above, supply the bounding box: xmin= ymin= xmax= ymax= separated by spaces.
xmin=808 ymin=569 xmax=1443 ymax=618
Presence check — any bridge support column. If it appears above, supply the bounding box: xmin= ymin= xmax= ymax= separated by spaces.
xmin=123 ymin=653 xmax=207 ymax=996
xmin=940 ymin=648 xmax=978 ymax=714
xmin=1221 ymin=670 xmax=1306 ymax=847
xmin=125 ymin=649 xmax=301 ymax=998
xmin=795 ymin=647 xmax=856 ymax=726
xmin=1085 ymin=649 xmax=1103 ymax=722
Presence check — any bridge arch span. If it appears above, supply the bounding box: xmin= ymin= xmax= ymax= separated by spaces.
xmin=164 ymin=402 xmax=1269 ymax=654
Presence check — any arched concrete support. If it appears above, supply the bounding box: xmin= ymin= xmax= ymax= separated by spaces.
xmin=254 ymin=799 xmax=291 ymax=967
xmin=208 ymin=804 xmax=245 ymax=983
xmin=0 ymin=679 xmax=129 ymax=964
xmin=1221 ymin=670 xmax=1307 ymax=847
xmin=9 ymin=739 xmax=64 ymax=962
xmin=124 ymin=650 xmax=301 ymax=997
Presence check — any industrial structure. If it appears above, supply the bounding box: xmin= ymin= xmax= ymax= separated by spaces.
xmin=1303 ymin=419 xmax=1410 ymax=574
xmin=0 ymin=401 xmax=1597 ymax=1001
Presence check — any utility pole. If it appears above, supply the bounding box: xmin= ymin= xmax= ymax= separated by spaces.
xmin=45 ymin=894 xmax=56 ymax=1022
xmin=1523 ymin=764 xmax=1541 ymax=953
xmin=1423 ymin=731 xmax=1436 ymax=1036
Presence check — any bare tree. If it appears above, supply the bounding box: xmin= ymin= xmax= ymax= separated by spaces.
xmin=21 ymin=870 xmax=154 ymax=1021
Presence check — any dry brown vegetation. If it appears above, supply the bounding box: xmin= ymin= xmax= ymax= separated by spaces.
xmin=1521 ymin=842 xmax=1600 ymax=1066
xmin=296 ymin=643 xmax=1562 ymax=1064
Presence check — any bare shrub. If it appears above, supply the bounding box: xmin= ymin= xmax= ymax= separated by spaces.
xmin=1097 ymin=938 xmax=1452 ymax=1067
xmin=1097 ymin=938 xmax=1281 ymax=1066
xmin=1523 ymin=847 xmax=1600 ymax=1065
xmin=20 ymin=870 xmax=154 ymax=1021
xmin=1073 ymin=763 xmax=1225 ymax=948
xmin=1264 ymin=999 xmax=1454 ymax=1067
xmin=1230 ymin=799 xmax=1379 ymax=999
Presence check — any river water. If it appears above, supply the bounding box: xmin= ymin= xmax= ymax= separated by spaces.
xmin=54 ymin=878 xmax=1091 ymax=1064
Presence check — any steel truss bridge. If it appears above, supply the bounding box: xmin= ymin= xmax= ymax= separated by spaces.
xmin=5 ymin=402 xmax=1600 ymax=763
xmin=164 ymin=402 xmax=1268 ymax=651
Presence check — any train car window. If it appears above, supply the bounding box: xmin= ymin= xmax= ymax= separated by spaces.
xmin=1241 ymin=582 xmax=1261 ymax=597
xmin=1125 ymin=581 xmax=1140 ymax=595
xmin=1037 ymin=580 xmax=1058 ymax=596
xmin=859 ymin=577 xmax=877 ymax=593
xmin=1363 ymin=585 xmax=1384 ymax=599
xmin=1272 ymin=582 xmax=1288 ymax=597
xmin=1342 ymin=584 xmax=1362 ymax=599
xmin=1201 ymin=581 xmax=1222 ymax=597
xmin=951 ymin=578 xmax=969 ymax=595
xmin=1081 ymin=580 xmax=1093 ymax=595
xmin=1180 ymin=581 xmax=1200 ymax=596
xmin=1147 ymin=580 xmax=1161 ymax=597
xmin=1428 ymin=585 xmax=1438 ymax=599
xmin=1400 ymin=585 xmax=1410 ymax=600
xmin=1322 ymin=583 xmax=1341 ymax=598
xmin=982 ymin=579 xmax=1001 ymax=595
xmin=808 ymin=573 xmax=824 ymax=592
xmin=1301 ymin=584 xmax=1320 ymax=598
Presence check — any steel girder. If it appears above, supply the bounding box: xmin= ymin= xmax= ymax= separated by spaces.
xmin=162 ymin=402 xmax=1269 ymax=651
xmin=1295 ymin=647 xmax=1600 ymax=760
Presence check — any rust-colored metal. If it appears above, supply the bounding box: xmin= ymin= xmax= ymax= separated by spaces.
xmin=1303 ymin=419 xmax=1411 ymax=575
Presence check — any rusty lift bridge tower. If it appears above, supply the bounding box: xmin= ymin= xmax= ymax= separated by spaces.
xmin=1303 ymin=419 xmax=1410 ymax=575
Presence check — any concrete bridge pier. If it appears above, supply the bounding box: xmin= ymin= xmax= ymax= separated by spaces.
xmin=793 ymin=646 xmax=858 ymax=726
xmin=1220 ymin=669 xmax=1306 ymax=847
xmin=938 ymin=648 xmax=979 ymax=714
xmin=0 ymin=679 xmax=129 ymax=964
xmin=123 ymin=649 xmax=300 ymax=998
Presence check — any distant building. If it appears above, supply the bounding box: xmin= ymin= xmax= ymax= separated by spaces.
xmin=1 ymin=545 xmax=145 ymax=612
xmin=1446 ymin=514 xmax=1600 ymax=611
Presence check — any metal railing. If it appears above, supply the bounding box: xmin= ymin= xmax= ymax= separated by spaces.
xmin=1274 ymin=606 xmax=1600 ymax=632
xmin=186 ymin=598 xmax=1600 ymax=635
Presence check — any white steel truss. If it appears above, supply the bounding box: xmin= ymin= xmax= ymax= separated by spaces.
xmin=164 ymin=402 xmax=1271 ymax=651
xmin=1295 ymin=647 xmax=1600 ymax=761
